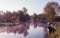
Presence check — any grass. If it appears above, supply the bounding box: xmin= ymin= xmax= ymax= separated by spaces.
xmin=48 ymin=22 xmax=60 ymax=38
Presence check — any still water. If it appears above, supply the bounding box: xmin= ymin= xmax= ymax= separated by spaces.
xmin=0 ymin=22 xmax=48 ymax=38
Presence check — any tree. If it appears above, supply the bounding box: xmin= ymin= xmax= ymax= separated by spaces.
xmin=32 ymin=13 xmax=38 ymax=22
xmin=23 ymin=7 xmax=27 ymax=15
xmin=17 ymin=7 xmax=30 ymax=22
xmin=44 ymin=1 xmax=59 ymax=22
xmin=17 ymin=10 xmax=24 ymax=22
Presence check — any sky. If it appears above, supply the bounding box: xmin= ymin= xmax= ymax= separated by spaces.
xmin=0 ymin=0 xmax=60 ymax=15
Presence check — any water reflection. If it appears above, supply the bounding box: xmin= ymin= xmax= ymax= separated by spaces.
xmin=0 ymin=21 xmax=48 ymax=38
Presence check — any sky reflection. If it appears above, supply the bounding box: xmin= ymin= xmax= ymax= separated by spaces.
xmin=0 ymin=22 xmax=47 ymax=38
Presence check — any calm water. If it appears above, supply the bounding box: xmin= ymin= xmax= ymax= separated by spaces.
xmin=0 ymin=22 xmax=48 ymax=38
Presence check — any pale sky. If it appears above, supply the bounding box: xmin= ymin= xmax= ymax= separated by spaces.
xmin=0 ymin=0 xmax=60 ymax=15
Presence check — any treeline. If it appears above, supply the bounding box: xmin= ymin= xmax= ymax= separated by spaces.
xmin=0 ymin=7 xmax=47 ymax=23
xmin=0 ymin=1 xmax=60 ymax=23
xmin=0 ymin=7 xmax=30 ymax=23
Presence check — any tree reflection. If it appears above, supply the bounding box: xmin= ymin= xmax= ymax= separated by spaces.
xmin=0 ymin=20 xmax=48 ymax=37
xmin=0 ymin=21 xmax=30 ymax=36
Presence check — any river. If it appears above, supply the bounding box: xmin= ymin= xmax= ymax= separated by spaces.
xmin=0 ymin=22 xmax=48 ymax=38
